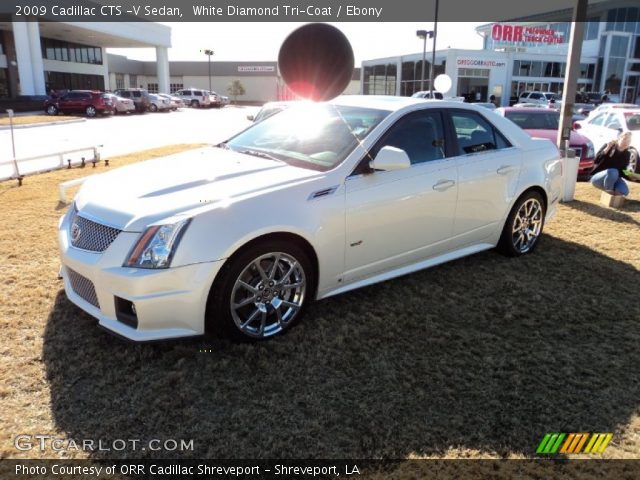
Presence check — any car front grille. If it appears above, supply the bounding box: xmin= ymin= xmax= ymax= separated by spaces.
xmin=66 ymin=267 xmax=100 ymax=309
xmin=69 ymin=208 xmax=121 ymax=252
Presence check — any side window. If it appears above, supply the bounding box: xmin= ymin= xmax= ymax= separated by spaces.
xmin=604 ymin=114 xmax=621 ymax=130
xmin=376 ymin=111 xmax=445 ymax=165
xmin=529 ymin=93 xmax=542 ymax=100
xmin=451 ymin=111 xmax=511 ymax=155
xmin=194 ymin=90 xmax=202 ymax=96
xmin=590 ymin=113 xmax=606 ymax=126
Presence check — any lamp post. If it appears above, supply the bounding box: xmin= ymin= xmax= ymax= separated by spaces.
xmin=202 ymin=49 xmax=214 ymax=92
xmin=416 ymin=30 xmax=428 ymax=92
xmin=431 ymin=0 xmax=439 ymax=98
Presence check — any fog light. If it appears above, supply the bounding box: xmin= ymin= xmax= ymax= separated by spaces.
xmin=114 ymin=297 xmax=138 ymax=329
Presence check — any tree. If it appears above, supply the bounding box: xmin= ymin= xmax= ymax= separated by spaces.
xmin=227 ymin=80 xmax=246 ymax=104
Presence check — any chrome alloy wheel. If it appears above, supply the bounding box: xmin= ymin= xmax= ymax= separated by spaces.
xmin=511 ymin=198 xmax=543 ymax=254
xmin=230 ymin=252 xmax=306 ymax=338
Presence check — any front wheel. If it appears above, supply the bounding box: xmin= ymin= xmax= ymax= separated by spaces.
xmin=498 ymin=191 xmax=546 ymax=257
xmin=149 ymin=103 xmax=158 ymax=112
xmin=207 ymin=241 xmax=315 ymax=341
xmin=46 ymin=105 xmax=58 ymax=116
xmin=190 ymin=100 xmax=199 ymax=108
xmin=85 ymin=105 xmax=97 ymax=117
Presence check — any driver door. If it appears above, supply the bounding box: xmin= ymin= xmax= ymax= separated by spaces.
xmin=344 ymin=110 xmax=458 ymax=283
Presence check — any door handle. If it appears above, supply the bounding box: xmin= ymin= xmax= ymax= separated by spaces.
xmin=432 ymin=179 xmax=455 ymax=191
xmin=497 ymin=165 xmax=514 ymax=175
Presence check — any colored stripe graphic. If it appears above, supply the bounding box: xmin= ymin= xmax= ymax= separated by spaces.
xmin=538 ymin=433 xmax=612 ymax=455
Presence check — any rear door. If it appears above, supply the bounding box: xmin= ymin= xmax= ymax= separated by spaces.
xmin=447 ymin=109 xmax=522 ymax=247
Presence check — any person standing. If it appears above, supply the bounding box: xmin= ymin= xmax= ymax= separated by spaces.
xmin=590 ymin=131 xmax=633 ymax=196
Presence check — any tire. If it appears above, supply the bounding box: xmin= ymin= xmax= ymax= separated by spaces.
xmin=207 ymin=240 xmax=316 ymax=341
xmin=629 ymin=148 xmax=639 ymax=174
xmin=85 ymin=105 xmax=97 ymax=118
xmin=46 ymin=105 xmax=58 ymax=116
xmin=190 ymin=100 xmax=199 ymax=108
xmin=149 ymin=103 xmax=158 ymax=112
xmin=497 ymin=191 xmax=546 ymax=257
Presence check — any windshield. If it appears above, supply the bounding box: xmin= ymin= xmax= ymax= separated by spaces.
xmin=505 ymin=111 xmax=559 ymax=130
xmin=226 ymin=104 xmax=390 ymax=171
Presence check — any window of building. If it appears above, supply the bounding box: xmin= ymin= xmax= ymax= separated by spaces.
xmin=115 ymin=73 xmax=125 ymax=90
xmin=41 ymin=38 xmax=103 ymax=65
xmin=170 ymin=83 xmax=183 ymax=93
xmin=147 ymin=83 xmax=158 ymax=93
xmin=129 ymin=75 xmax=137 ymax=88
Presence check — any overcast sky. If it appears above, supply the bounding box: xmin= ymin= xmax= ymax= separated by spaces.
xmin=108 ymin=22 xmax=486 ymax=64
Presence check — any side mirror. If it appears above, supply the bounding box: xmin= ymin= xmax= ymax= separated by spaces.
xmin=573 ymin=122 xmax=581 ymax=130
xmin=246 ymin=114 xmax=255 ymax=121
xmin=369 ymin=146 xmax=411 ymax=172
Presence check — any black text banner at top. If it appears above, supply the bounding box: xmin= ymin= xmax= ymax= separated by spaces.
xmin=5 ymin=0 xmax=586 ymax=22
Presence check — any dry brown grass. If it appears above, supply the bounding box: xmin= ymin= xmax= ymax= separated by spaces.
xmin=0 ymin=115 xmax=78 ymax=126
xmin=0 ymin=157 xmax=638 ymax=466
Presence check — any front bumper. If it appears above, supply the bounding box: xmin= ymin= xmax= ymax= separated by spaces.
xmin=58 ymin=211 xmax=224 ymax=341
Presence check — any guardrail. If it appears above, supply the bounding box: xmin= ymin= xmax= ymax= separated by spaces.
xmin=0 ymin=146 xmax=102 ymax=184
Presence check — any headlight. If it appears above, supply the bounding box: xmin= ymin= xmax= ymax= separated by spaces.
xmin=586 ymin=143 xmax=595 ymax=159
xmin=124 ymin=218 xmax=191 ymax=269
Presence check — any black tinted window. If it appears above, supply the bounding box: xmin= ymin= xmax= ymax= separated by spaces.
xmin=377 ymin=111 xmax=445 ymax=165
xmin=193 ymin=90 xmax=202 ymax=96
xmin=452 ymin=111 xmax=511 ymax=154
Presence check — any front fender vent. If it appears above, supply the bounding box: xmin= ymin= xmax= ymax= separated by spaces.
xmin=308 ymin=185 xmax=339 ymax=201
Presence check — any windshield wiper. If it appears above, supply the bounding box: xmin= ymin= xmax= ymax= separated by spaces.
xmin=238 ymin=149 xmax=283 ymax=162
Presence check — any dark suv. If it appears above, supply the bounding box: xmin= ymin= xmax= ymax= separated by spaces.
xmin=113 ymin=88 xmax=151 ymax=113
xmin=44 ymin=90 xmax=114 ymax=117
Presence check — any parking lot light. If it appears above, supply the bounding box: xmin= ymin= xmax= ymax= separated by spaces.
xmin=202 ymin=49 xmax=214 ymax=93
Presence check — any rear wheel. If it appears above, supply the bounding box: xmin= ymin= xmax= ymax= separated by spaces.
xmin=85 ymin=105 xmax=97 ymax=118
xmin=498 ymin=191 xmax=546 ymax=257
xmin=190 ymin=100 xmax=199 ymax=108
xmin=46 ymin=105 xmax=58 ymax=116
xmin=629 ymin=148 xmax=639 ymax=173
xmin=149 ymin=103 xmax=158 ymax=112
xmin=207 ymin=240 xmax=315 ymax=341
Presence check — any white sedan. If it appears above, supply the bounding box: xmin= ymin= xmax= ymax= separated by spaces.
xmin=58 ymin=96 xmax=562 ymax=342
xmin=575 ymin=107 xmax=640 ymax=172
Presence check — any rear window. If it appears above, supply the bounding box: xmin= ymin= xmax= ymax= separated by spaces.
xmin=193 ymin=90 xmax=203 ymax=96
xmin=624 ymin=113 xmax=640 ymax=131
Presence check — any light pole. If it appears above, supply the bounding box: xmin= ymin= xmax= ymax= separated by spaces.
xmin=431 ymin=0 xmax=439 ymax=98
xmin=416 ymin=30 xmax=428 ymax=92
xmin=202 ymin=49 xmax=214 ymax=92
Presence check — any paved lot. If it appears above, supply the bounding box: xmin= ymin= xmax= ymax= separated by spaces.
xmin=0 ymin=106 xmax=259 ymax=180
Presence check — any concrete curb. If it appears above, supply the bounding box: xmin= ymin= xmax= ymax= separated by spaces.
xmin=0 ymin=118 xmax=86 ymax=130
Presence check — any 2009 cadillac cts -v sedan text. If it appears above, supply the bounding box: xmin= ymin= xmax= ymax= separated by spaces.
xmin=58 ymin=96 xmax=563 ymax=341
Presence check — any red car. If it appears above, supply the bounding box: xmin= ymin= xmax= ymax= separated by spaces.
xmin=44 ymin=90 xmax=114 ymax=118
xmin=495 ymin=107 xmax=595 ymax=178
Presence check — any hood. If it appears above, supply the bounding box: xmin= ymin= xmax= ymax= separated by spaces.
xmin=75 ymin=147 xmax=320 ymax=231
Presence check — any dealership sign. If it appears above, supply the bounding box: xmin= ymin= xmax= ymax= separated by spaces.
xmin=492 ymin=24 xmax=564 ymax=44
xmin=238 ymin=66 xmax=275 ymax=72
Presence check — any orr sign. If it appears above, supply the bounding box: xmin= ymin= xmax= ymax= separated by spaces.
xmin=492 ymin=24 xmax=564 ymax=44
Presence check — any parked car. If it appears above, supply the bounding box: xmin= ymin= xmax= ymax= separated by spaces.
xmin=412 ymin=91 xmax=444 ymax=100
xmin=220 ymin=95 xmax=230 ymax=106
xmin=148 ymin=94 xmax=172 ymax=112
xmin=175 ymin=88 xmax=211 ymax=108
xmin=113 ymin=88 xmax=150 ymax=113
xmin=495 ymin=107 xmax=595 ymax=178
xmin=58 ymin=96 xmax=562 ymax=342
xmin=574 ymin=107 xmax=640 ymax=172
xmin=518 ymin=91 xmax=560 ymax=106
xmin=208 ymin=91 xmax=222 ymax=108
xmin=247 ymin=101 xmax=295 ymax=122
xmin=104 ymin=93 xmax=135 ymax=115
xmin=44 ymin=90 xmax=114 ymax=117
xmin=587 ymin=103 xmax=640 ymax=117
xmin=158 ymin=93 xmax=184 ymax=110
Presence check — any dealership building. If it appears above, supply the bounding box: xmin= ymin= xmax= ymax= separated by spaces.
xmin=361 ymin=3 xmax=640 ymax=105
xmin=0 ymin=20 xmax=359 ymax=103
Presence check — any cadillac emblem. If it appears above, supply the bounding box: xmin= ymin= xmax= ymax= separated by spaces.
xmin=71 ymin=222 xmax=81 ymax=243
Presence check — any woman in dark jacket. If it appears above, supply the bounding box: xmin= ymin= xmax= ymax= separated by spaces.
xmin=590 ymin=131 xmax=632 ymax=196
